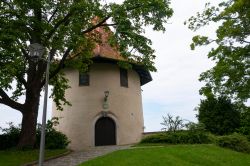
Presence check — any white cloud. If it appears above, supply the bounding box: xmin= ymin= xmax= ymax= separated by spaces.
xmin=142 ymin=0 xmax=218 ymax=131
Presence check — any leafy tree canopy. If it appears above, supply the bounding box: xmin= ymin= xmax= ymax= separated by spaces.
xmin=197 ymin=96 xmax=240 ymax=135
xmin=186 ymin=0 xmax=250 ymax=106
xmin=0 ymin=0 xmax=173 ymax=110
xmin=0 ymin=0 xmax=173 ymax=148
xmin=238 ymin=107 xmax=250 ymax=136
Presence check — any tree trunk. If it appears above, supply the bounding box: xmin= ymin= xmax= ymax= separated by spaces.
xmin=17 ymin=99 xmax=40 ymax=149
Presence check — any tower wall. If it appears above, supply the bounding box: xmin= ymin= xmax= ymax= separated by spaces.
xmin=52 ymin=63 xmax=144 ymax=150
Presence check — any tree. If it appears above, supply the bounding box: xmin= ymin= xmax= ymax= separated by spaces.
xmin=238 ymin=106 xmax=250 ymax=136
xmin=186 ymin=0 xmax=250 ymax=106
xmin=197 ymin=96 xmax=240 ymax=135
xmin=161 ymin=114 xmax=185 ymax=132
xmin=0 ymin=0 xmax=173 ymax=148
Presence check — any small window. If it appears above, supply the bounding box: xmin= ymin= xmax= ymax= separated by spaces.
xmin=120 ymin=68 xmax=128 ymax=87
xmin=79 ymin=72 xmax=89 ymax=86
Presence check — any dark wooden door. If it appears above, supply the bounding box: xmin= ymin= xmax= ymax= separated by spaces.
xmin=95 ymin=117 xmax=116 ymax=146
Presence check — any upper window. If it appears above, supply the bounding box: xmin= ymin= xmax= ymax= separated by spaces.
xmin=120 ymin=68 xmax=128 ymax=87
xmin=79 ymin=72 xmax=89 ymax=86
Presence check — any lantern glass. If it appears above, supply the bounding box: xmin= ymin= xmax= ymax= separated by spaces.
xmin=29 ymin=43 xmax=45 ymax=59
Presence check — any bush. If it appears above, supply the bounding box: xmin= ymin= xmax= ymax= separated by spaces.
xmin=141 ymin=130 xmax=212 ymax=144
xmin=216 ymin=133 xmax=250 ymax=153
xmin=0 ymin=123 xmax=20 ymax=150
xmin=36 ymin=117 xmax=70 ymax=149
xmin=0 ymin=118 xmax=69 ymax=150
xmin=238 ymin=107 xmax=250 ymax=140
xmin=36 ymin=130 xmax=70 ymax=149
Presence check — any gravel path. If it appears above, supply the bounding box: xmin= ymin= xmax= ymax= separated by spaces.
xmin=39 ymin=145 xmax=131 ymax=166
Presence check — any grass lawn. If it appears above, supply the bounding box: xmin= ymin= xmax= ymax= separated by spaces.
xmin=0 ymin=149 xmax=68 ymax=166
xmin=80 ymin=144 xmax=250 ymax=166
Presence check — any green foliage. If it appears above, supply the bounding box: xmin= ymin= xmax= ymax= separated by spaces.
xmin=185 ymin=122 xmax=205 ymax=132
xmin=216 ymin=133 xmax=250 ymax=153
xmin=186 ymin=0 xmax=250 ymax=105
xmin=141 ymin=130 xmax=212 ymax=144
xmin=49 ymin=72 xmax=72 ymax=111
xmin=157 ymin=115 xmax=212 ymax=144
xmin=238 ymin=107 xmax=250 ymax=136
xmin=0 ymin=123 xmax=20 ymax=150
xmin=197 ymin=96 xmax=240 ymax=135
xmin=36 ymin=117 xmax=70 ymax=149
xmin=0 ymin=118 xmax=69 ymax=150
xmin=161 ymin=114 xmax=185 ymax=132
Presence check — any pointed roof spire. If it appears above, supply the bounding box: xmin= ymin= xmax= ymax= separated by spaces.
xmin=89 ymin=17 xmax=124 ymax=60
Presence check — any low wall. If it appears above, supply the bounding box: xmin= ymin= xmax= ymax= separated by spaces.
xmin=142 ymin=131 xmax=164 ymax=138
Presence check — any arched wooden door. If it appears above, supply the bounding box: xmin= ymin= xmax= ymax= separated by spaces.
xmin=95 ymin=117 xmax=116 ymax=146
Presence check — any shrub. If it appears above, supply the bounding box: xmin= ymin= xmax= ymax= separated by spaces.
xmin=36 ymin=130 xmax=70 ymax=149
xmin=0 ymin=123 xmax=20 ymax=150
xmin=141 ymin=130 xmax=212 ymax=144
xmin=185 ymin=122 xmax=205 ymax=132
xmin=36 ymin=117 xmax=70 ymax=149
xmin=238 ymin=107 xmax=250 ymax=141
xmin=0 ymin=118 xmax=69 ymax=150
xmin=141 ymin=133 xmax=171 ymax=144
xmin=216 ymin=133 xmax=250 ymax=153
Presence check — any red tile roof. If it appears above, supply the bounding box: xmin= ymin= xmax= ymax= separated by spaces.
xmin=91 ymin=26 xmax=124 ymax=61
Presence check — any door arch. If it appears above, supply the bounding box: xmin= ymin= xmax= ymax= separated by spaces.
xmin=95 ymin=117 xmax=116 ymax=146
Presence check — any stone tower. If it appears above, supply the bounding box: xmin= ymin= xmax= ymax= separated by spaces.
xmin=52 ymin=27 xmax=152 ymax=150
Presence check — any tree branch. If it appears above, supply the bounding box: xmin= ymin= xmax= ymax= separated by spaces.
xmin=101 ymin=23 xmax=117 ymax=27
xmin=46 ymin=12 xmax=73 ymax=41
xmin=0 ymin=88 xmax=24 ymax=112
xmin=40 ymin=48 xmax=72 ymax=88
xmin=16 ymin=40 xmax=31 ymax=60
xmin=82 ymin=16 xmax=110 ymax=34
xmin=16 ymin=75 xmax=27 ymax=89
xmin=81 ymin=3 xmax=144 ymax=34
xmin=48 ymin=7 xmax=58 ymax=23
xmin=50 ymin=48 xmax=71 ymax=79
xmin=20 ymin=47 xmax=30 ymax=60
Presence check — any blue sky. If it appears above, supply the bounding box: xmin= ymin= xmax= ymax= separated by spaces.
xmin=0 ymin=0 xmax=218 ymax=132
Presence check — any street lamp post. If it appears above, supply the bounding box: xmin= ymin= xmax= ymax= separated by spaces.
xmin=29 ymin=43 xmax=49 ymax=166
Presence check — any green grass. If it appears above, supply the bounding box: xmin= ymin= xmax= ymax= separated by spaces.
xmin=0 ymin=149 xmax=68 ymax=166
xmin=80 ymin=144 xmax=250 ymax=166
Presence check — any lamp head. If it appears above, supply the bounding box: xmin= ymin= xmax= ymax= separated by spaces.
xmin=28 ymin=43 xmax=45 ymax=60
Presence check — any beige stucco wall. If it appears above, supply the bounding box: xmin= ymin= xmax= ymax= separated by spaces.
xmin=52 ymin=63 xmax=144 ymax=150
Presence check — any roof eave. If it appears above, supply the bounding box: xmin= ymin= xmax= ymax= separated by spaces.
xmin=92 ymin=56 xmax=152 ymax=86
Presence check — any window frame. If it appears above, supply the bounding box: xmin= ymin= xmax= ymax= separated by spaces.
xmin=79 ymin=72 xmax=90 ymax=86
xmin=120 ymin=68 xmax=128 ymax=88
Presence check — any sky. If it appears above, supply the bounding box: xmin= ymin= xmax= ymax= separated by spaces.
xmin=142 ymin=0 xmax=217 ymax=131
xmin=0 ymin=0 xmax=217 ymax=132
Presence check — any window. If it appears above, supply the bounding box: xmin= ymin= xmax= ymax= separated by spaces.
xmin=120 ymin=68 xmax=128 ymax=87
xmin=79 ymin=72 xmax=89 ymax=86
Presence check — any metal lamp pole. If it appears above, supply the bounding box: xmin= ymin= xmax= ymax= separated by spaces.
xmin=29 ymin=43 xmax=49 ymax=166
xmin=38 ymin=51 xmax=50 ymax=166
